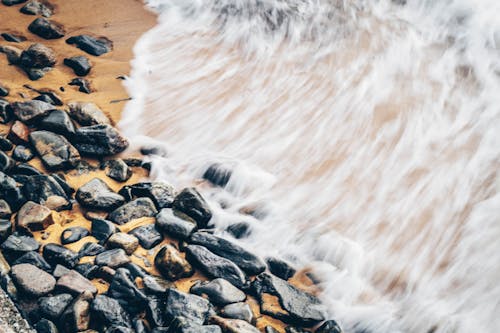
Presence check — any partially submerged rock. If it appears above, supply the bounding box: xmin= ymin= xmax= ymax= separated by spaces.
xmin=28 ymin=18 xmax=65 ymax=39
xmin=29 ymin=130 xmax=80 ymax=170
xmin=154 ymin=244 xmax=193 ymax=281
xmin=119 ymin=182 xmax=175 ymax=210
xmin=266 ymin=257 xmax=296 ymax=280
xmin=64 ymin=56 xmax=92 ymax=76
xmin=76 ymin=178 xmax=125 ymax=211
xmin=172 ymin=188 xmax=212 ymax=228
xmin=316 ymin=320 xmax=343 ymax=333
xmin=16 ymin=201 xmax=54 ymax=232
xmin=66 ymin=35 xmax=113 ymax=56
xmin=71 ymin=124 xmax=129 ymax=156
xmin=156 ymin=208 xmax=197 ymax=240
xmin=11 ymin=263 xmax=56 ymax=297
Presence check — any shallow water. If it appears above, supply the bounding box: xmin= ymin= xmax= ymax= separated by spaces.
xmin=120 ymin=0 xmax=500 ymax=331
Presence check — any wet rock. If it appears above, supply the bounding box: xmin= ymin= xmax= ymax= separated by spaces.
xmin=185 ymin=245 xmax=248 ymax=289
xmin=221 ymin=302 xmax=254 ymax=323
xmin=12 ymin=164 xmax=43 ymax=177
xmin=108 ymin=197 xmax=157 ymax=225
xmin=226 ymin=222 xmax=251 ymax=239
xmin=2 ymin=0 xmax=27 ymax=5
xmin=164 ymin=288 xmax=212 ymax=325
xmin=108 ymin=268 xmax=148 ymax=313
xmin=29 ymin=131 xmax=80 ymax=170
xmin=210 ymin=316 xmax=260 ymax=333
xmin=34 ymin=91 xmax=63 ymax=106
xmin=13 ymin=251 xmax=51 ymax=272
xmin=133 ymin=319 xmax=149 ymax=333
xmin=129 ymin=224 xmax=163 ymax=249
xmin=156 ymin=208 xmax=197 ymax=240
xmin=52 ymin=264 xmax=70 ymax=278
xmin=0 ymin=136 xmax=13 ymax=151
xmin=39 ymin=293 xmax=73 ymax=320
xmin=51 ymin=173 xmax=74 ymax=196
xmin=0 ymin=151 xmax=14 ymax=172
xmin=43 ymin=243 xmax=79 ymax=268
xmin=191 ymin=278 xmax=246 ymax=305
xmin=10 ymin=100 xmax=53 ymax=123
xmin=0 ymin=45 xmax=22 ymax=65
xmin=38 ymin=109 xmax=76 ymax=136
xmin=28 ymin=18 xmax=65 ymax=39
xmin=0 ymin=99 xmax=12 ymax=123
xmin=190 ymin=232 xmax=266 ymax=275
xmin=24 ymin=66 xmax=52 ymax=80
xmin=316 ymin=320 xmax=343 ymax=333
xmin=91 ymin=218 xmax=117 ymax=243
xmin=285 ymin=327 xmax=308 ymax=333
xmin=266 ymin=257 xmax=296 ymax=280
xmin=252 ymin=273 xmax=325 ymax=326
xmin=265 ymin=326 xmax=280 ymax=333
xmin=75 ymin=263 xmax=99 ymax=279
xmin=59 ymin=291 xmax=92 ymax=332
xmin=168 ymin=316 xmax=222 ymax=333
xmin=35 ymin=319 xmax=59 ymax=333
xmin=103 ymin=159 xmax=131 ymax=182
xmin=76 ymin=178 xmax=125 ymax=211
xmin=64 ymin=56 xmax=92 ymax=76
xmin=154 ymin=244 xmax=193 ymax=281
xmin=1 ymin=234 xmax=39 ymax=260
xmin=94 ymin=265 xmax=115 ymax=282
xmin=203 ymin=163 xmax=233 ymax=187
xmin=145 ymin=294 xmax=168 ymax=327
xmin=56 ymin=269 xmax=97 ymax=295
xmin=66 ymin=35 xmax=113 ymax=56
xmin=72 ymin=124 xmax=129 ymax=156
xmin=1 ymin=32 xmax=26 ymax=42
xmin=95 ymin=248 xmax=130 ymax=268
xmin=172 ymin=188 xmax=212 ymax=228
xmin=16 ymin=201 xmax=54 ymax=232
xmin=0 ymin=219 xmax=12 ymax=241
xmin=143 ymin=274 xmax=173 ymax=294
xmin=20 ymin=43 xmax=56 ymax=71
xmin=119 ymin=182 xmax=175 ymax=210
xmin=90 ymin=294 xmax=132 ymax=329
xmin=0 ymin=200 xmax=11 ymax=219
xmin=0 ymin=171 xmax=25 ymax=210
xmin=69 ymin=78 xmax=93 ymax=94
xmin=12 ymin=145 xmax=34 ymax=162
xmin=60 ymin=226 xmax=89 ymax=244
xmin=68 ymin=101 xmax=110 ymax=126
xmin=78 ymin=242 xmax=105 ymax=257
xmin=11 ymin=263 xmax=56 ymax=297
xmin=105 ymin=327 xmax=134 ymax=333
xmin=20 ymin=0 xmax=53 ymax=17
xmin=140 ymin=144 xmax=167 ymax=157
xmin=21 ymin=175 xmax=71 ymax=211
xmin=107 ymin=232 xmax=138 ymax=255
xmin=0 ymin=84 xmax=9 ymax=97
xmin=0 ymin=273 xmax=18 ymax=300
xmin=8 ymin=120 xmax=30 ymax=144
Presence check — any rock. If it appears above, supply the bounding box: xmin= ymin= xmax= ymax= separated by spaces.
xmin=145 ymin=295 xmax=168 ymax=327
xmin=1 ymin=32 xmax=26 ymax=42
xmin=59 ymin=291 xmax=92 ymax=332
xmin=203 ymin=163 xmax=233 ymax=187
xmin=10 ymin=100 xmax=54 ymax=123
xmin=39 ymin=293 xmax=73 ymax=320
xmin=209 ymin=316 xmax=260 ymax=333
xmin=60 ymin=227 xmax=89 ymax=244
xmin=57 ymin=269 xmax=97 ymax=295
xmin=52 ymin=264 xmax=70 ymax=278
xmin=29 ymin=131 xmax=80 ymax=170
xmin=140 ymin=144 xmax=167 ymax=157
xmin=1 ymin=234 xmax=39 ymax=260
xmin=76 ymin=178 xmax=125 ymax=211
xmin=189 ymin=232 xmax=266 ymax=275
xmin=91 ymin=218 xmax=117 ymax=243
xmin=20 ymin=43 xmax=56 ymax=69
xmin=43 ymin=243 xmax=79 ymax=268
xmin=172 ymin=188 xmax=212 ymax=228
xmin=34 ymin=319 xmax=59 ymax=333
xmin=28 ymin=18 xmax=65 ymax=39
xmin=16 ymin=201 xmax=54 ymax=232
xmin=11 ymin=263 xmax=56 ymax=297
xmin=129 ymin=224 xmax=163 ymax=249
xmin=0 ymin=45 xmax=22 ymax=65
xmin=164 ymin=288 xmax=212 ymax=325
xmin=108 ymin=268 xmax=148 ymax=313
xmin=226 ymin=222 xmax=251 ymax=239
xmin=68 ymin=101 xmax=110 ymax=126
xmin=95 ymin=249 xmax=130 ymax=268
xmin=64 ymin=56 xmax=92 ymax=76
xmin=133 ymin=319 xmax=149 ymax=333
xmin=156 ymin=208 xmax=197 ymax=240
xmin=94 ymin=265 xmax=115 ymax=282
xmin=24 ymin=66 xmax=52 ymax=80
xmin=191 ymin=278 xmax=246 ymax=305
xmin=108 ymin=197 xmax=157 ymax=225
xmin=0 ymin=171 xmax=25 ymax=210
xmin=0 ymin=84 xmax=9 ymax=97
xmin=0 ymin=200 xmax=11 ymax=219
xmin=0 ymin=151 xmax=14 ymax=172
xmin=185 ymin=245 xmax=248 ymax=289
xmin=0 ymin=136 xmax=13 ymax=151
xmin=69 ymin=77 xmax=93 ymax=94
xmin=51 ymin=173 xmax=74 ymax=196
xmin=20 ymin=0 xmax=53 ymax=17
xmin=34 ymin=91 xmax=63 ymax=106
xmin=285 ymin=328 xmax=308 ymax=333
xmin=8 ymin=120 xmax=30 ymax=144
xmin=102 ymin=159 xmax=131 ymax=182
xmin=2 ymin=0 xmax=27 ymax=5
xmin=265 ymin=326 xmax=280 ymax=333
xmin=119 ymin=182 xmax=175 ymax=210
xmin=154 ymin=244 xmax=193 ymax=281
xmin=266 ymin=257 xmax=296 ymax=280
xmin=316 ymin=320 xmax=343 ymax=333
xmin=20 ymin=175 xmax=71 ymax=211
xmin=221 ymin=302 xmax=254 ymax=323
xmin=78 ymin=242 xmax=105 ymax=257
xmin=142 ymin=274 xmax=173 ymax=294
xmin=105 ymin=327 xmax=134 ymax=333
xmin=252 ymin=273 xmax=325 ymax=326
xmin=106 ymin=232 xmax=138 ymax=255
xmin=168 ymin=316 xmax=222 ymax=333
xmin=13 ymin=251 xmax=51 ymax=272
xmin=75 ymin=263 xmax=99 ymax=279
xmin=72 ymin=124 xmax=129 ymax=156
xmin=0 ymin=219 xmax=12 ymax=242
xmin=0 ymin=99 xmax=12 ymax=124
xmin=12 ymin=145 xmax=34 ymax=162
xmin=90 ymin=294 xmax=132 ymax=329
xmin=66 ymin=35 xmax=113 ymax=56
xmin=38 ymin=109 xmax=76 ymax=136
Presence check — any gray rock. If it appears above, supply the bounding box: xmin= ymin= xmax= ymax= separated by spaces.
xmin=10 ymin=100 xmax=53 ymax=123
xmin=90 ymin=294 xmax=132 ymax=329
xmin=0 ymin=99 xmax=12 ymax=123
xmin=1 ymin=234 xmax=39 ymax=259
xmin=57 ymin=269 xmax=97 ymax=295
xmin=76 ymin=178 xmax=125 ymax=211
xmin=266 ymin=257 xmax=296 ymax=280
xmin=119 ymin=182 xmax=175 ymax=210
xmin=69 ymin=77 xmax=93 ymax=94
xmin=42 ymin=243 xmax=79 ymax=268
xmin=13 ymin=251 xmax=51 ymax=272
xmin=52 ymin=264 xmax=70 ymax=278
xmin=20 ymin=175 xmax=71 ymax=211
xmin=95 ymin=249 xmax=130 ymax=268
xmin=39 ymin=293 xmax=73 ymax=320
xmin=106 ymin=232 xmax=138 ymax=255
xmin=156 ymin=208 xmax=197 ymax=240
xmin=172 ymin=188 xmax=212 ymax=228
xmin=11 ymin=263 xmax=56 ymax=297
xmin=0 ymin=219 xmax=11 ymax=242
xmin=38 ymin=110 xmax=76 ymax=137
xmin=221 ymin=302 xmax=254 ymax=323
xmin=154 ymin=244 xmax=193 ymax=281
xmin=12 ymin=145 xmax=34 ymax=162
xmin=316 ymin=320 xmax=343 ymax=333
xmin=78 ymin=242 xmax=105 ymax=257
xmin=164 ymin=288 xmax=212 ymax=325
xmin=29 ymin=131 xmax=80 ymax=170
xmin=28 ymin=17 xmax=65 ymax=39
xmin=2 ymin=0 xmax=27 ymax=6
xmin=108 ymin=268 xmax=148 ymax=314
xmin=0 ymin=173 xmax=21 ymax=212
xmin=66 ymin=35 xmax=113 ymax=56
xmin=20 ymin=0 xmax=53 ymax=17
xmin=0 ymin=151 xmax=14 ymax=172
xmin=72 ymin=124 xmax=129 ymax=156
xmin=1 ymin=32 xmax=24 ymax=42
xmin=60 ymin=226 xmax=90 ymax=244
xmin=191 ymin=278 xmax=246 ymax=305
xmin=209 ymin=316 xmax=260 ymax=333
xmin=167 ymin=316 xmax=222 ymax=333
xmin=24 ymin=66 xmax=52 ymax=80
xmin=34 ymin=319 xmax=58 ymax=333
xmin=16 ymin=201 xmax=54 ymax=232
xmin=103 ymin=159 xmax=131 ymax=182
xmin=108 ymin=197 xmax=157 ymax=225
xmin=129 ymin=224 xmax=163 ymax=249
xmin=91 ymin=218 xmax=117 ymax=243
xmin=68 ymin=101 xmax=110 ymax=126
xmin=59 ymin=291 xmax=92 ymax=332
xmin=64 ymin=56 xmax=92 ymax=76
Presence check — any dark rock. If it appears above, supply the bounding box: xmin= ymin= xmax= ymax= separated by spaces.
xmin=57 ymin=269 xmax=97 ymax=295
xmin=0 ymin=151 xmax=14 ymax=172
xmin=90 ymin=294 xmax=132 ymax=329
xmin=91 ymin=218 xmax=117 ymax=243
xmin=265 ymin=326 xmax=280 ymax=333
xmin=39 ymin=293 xmax=73 ymax=320
xmin=43 ymin=243 xmax=79 ymax=268
xmin=66 ymin=35 xmax=113 ymax=56
xmin=34 ymin=91 xmax=63 ymax=106
xmin=12 ymin=145 xmax=34 ymax=162
xmin=221 ymin=302 xmax=254 ymax=323
xmin=8 ymin=120 xmax=30 ymax=144
xmin=252 ymin=273 xmax=325 ymax=326
xmin=164 ymin=288 xmax=212 ymax=325
xmin=191 ymin=278 xmax=246 ymax=305
xmin=105 ymin=327 xmax=134 ymax=333
xmin=78 ymin=242 xmax=105 ymax=257
xmin=76 ymin=178 xmax=125 ymax=211
xmin=106 ymin=232 xmax=138 ymax=255
xmin=140 ymin=144 xmax=167 ymax=157
xmin=0 ymin=171 xmax=25 ymax=210
xmin=1 ymin=32 xmax=26 ymax=42
xmin=10 ymin=100 xmax=54 ymax=123
xmin=59 ymin=291 xmax=92 ymax=332
xmin=108 ymin=197 xmax=157 ymax=225
xmin=13 ymin=251 xmax=51 ymax=272
xmin=172 ymin=188 xmax=212 ymax=228
xmin=51 ymin=173 xmax=74 ymax=196
xmin=0 ymin=273 xmax=18 ymax=300
xmin=94 ymin=265 xmax=115 ymax=282
xmin=69 ymin=78 xmax=93 ymax=94
xmin=0 ymin=84 xmax=9 ymax=97
xmin=60 ymin=226 xmax=89 ymax=244
xmin=108 ymin=268 xmax=148 ymax=313
xmin=119 ymin=182 xmax=175 ymax=210
xmin=0 ymin=219 xmax=12 ymax=242
xmin=142 ymin=274 xmax=173 ymax=295
xmin=24 ymin=66 xmax=52 ymax=80
xmin=20 ymin=0 xmax=53 ymax=17
xmin=209 ymin=316 xmax=260 ymax=333
xmin=266 ymin=257 xmax=296 ymax=280
xmin=316 ymin=320 xmax=343 ymax=333
xmin=0 ymin=99 xmax=12 ymax=124
xmin=95 ymin=249 xmax=130 ymax=268
xmin=28 ymin=18 xmax=65 ymax=39
xmin=285 ymin=327 xmax=308 ymax=333
xmin=34 ymin=319 xmax=59 ymax=333
xmin=145 ymin=295 xmax=167 ymax=327
xmin=154 ymin=244 xmax=193 ymax=281
xmin=185 ymin=245 xmax=248 ymax=289
xmin=129 ymin=224 xmax=163 ymax=249
xmin=168 ymin=316 xmax=222 ymax=333
xmin=189 ymin=232 xmax=266 ymax=275
xmin=0 ymin=200 xmax=11 ymax=219
xmin=156 ymin=208 xmax=197 ymax=240
xmin=0 ymin=45 xmax=22 ymax=65
xmin=0 ymin=136 xmax=13 ymax=151
xmin=52 ymin=264 xmax=70 ymax=278
xmin=38 ymin=109 xmax=76 ymax=136
xmin=2 ymin=0 xmax=27 ymax=5
xmin=1 ymin=234 xmax=39 ymax=260
xmin=64 ymin=56 xmax=91 ymax=76
xmin=20 ymin=175 xmax=71 ymax=211
xmin=226 ymin=222 xmax=251 ymax=239
xmin=16 ymin=201 xmax=54 ymax=232
xmin=122 ymin=158 xmax=143 ymax=167
xmin=203 ymin=163 xmax=233 ymax=187
xmin=103 ymin=159 xmax=131 ymax=182
xmin=71 ymin=124 xmax=129 ymax=156
xmin=68 ymin=101 xmax=110 ymax=126
xmin=11 ymin=164 xmax=43 ymax=177
xmin=11 ymin=263 xmax=56 ymax=297
xmin=133 ymin=319 xmax=149 ymax=333
xmin=20 ymin=43 xmax=56 ymax=70
xmin=74 ymin=263 xmax=99 ymax=279
xmin=29 ymin=130 xmax=80 ymax=170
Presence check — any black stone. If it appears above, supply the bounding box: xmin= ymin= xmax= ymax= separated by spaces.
xmin=24 ymin=67 xmax=52 ymax=80
xmin=12 ymin=164 xmax=43 ymax=177
xmin=103 ymin=159 xmax=131 ymax=182
xmin=10 ymin=100 xmax=54 ymax=123
xmin=0 ymin=171 xmax=25 ymax=210
xmin=156 ymin=208 xmax=197 ymax=240
xmin=94 ymin=265 xmax=116 ymax=282
xmin=34 ymin=319 xmax=58 ymax=333
xmin=142 ymin=274 xmax=173 ymax=295
xmin=266 ymin=257 xmax=296 ymax=280
xmin=78 ymin=242 xmax=105 ymax=257
xmin=64 ymin=56 xmax=91 ymax=76
xmin=108 ymin=197 xmax=157 ymax=225
xmin=34 ymin=91 xmax=63 ymax=106
xmin=189 ymin=232 xmax=266 ymax=275
xmin=168 ymin=316 xmax=222 ymax=333
xmin=163 ymin=288 xmax=212 ymax=325
xmin=0 ymin=200 xmax=10 ymax=219
xmin=185 ymin=244 xmax=248 ymax=289
xmin=0 ymin=234 xmax=39 ymax=260
xmin=20 ymin=175 xmax=71 ymax=211
xmin=0 ymin=100 xmax=12 ymax=124
xmin=191 ymin=278 xmax=246 ymax=305
xmin=119 ymin=182 xmax=175 ymax=210
xmin=52 ymin=264 xmax=70 ymax=278
xmin=0 ymin=219 xmax=12 ymax=242
xmin=203 ymin=163 xmax=233 ymax=187
xmin=1 ymin=32 xmax=26 ymax=42
xmin=0 ymin=151 xmax=14 ymax=172
xmin=20 ymin=0 xmax=53 ymax=17
xmin=71 ymin=124 xmax=129 ymax=156
xmin=108 ymin=268 xmax=148 ymax=314
xmin=95 ymin=249 xmax=130 ymax=268
xmin=59 ymin=291 xmax=92 ymax=332
xmin=316 ymin=320 xmax=343 ymax=333
xmin=75 ymin=262 xmax=99 ymax=279
xmin=28 ymin=17 xmax=65 ymax=39
xmin=221 ymin=302 xmax=254 ymax=323
xmin=68 ymin=101 xmax=110 ymax=126
xmin=42 ymin=243 xmax=79 ymax=268
xmin=76 ymin=178 xmax=125 ymax=211
xmin=172 ymin=188 xmax=212 ymax=228
xmin=13 ymin=251 xmax=51 ymax=272
xmin=12 ymin=145 xmax=34 ymax=162
xmin=226 ymin=222 xmax=252 ymax=239
xmin=129 ymin=224 xmax=163 ymax=249
xmin=60 ymin=226 xmax=90 ymax=244
xmin=66 ymin=35 xmax=113 ymax=56
xmin=90 ymin=294 xmax=132 ymax=329
xmin=0 ymin=84 xmax=8 ymax=97
xmin=91 ymin=218 xmax=117 ymax=243
xmin=1 ymin=0 xmax=27 ymax=5
xmin=105 ymin=326 xmax=134 ymax=333
xmin=133 ymin=319 xmax=149 ymax=333
xmin=140 ymin=144 xmax=166 ymax=157
xmin=0 ymin=136 xmax=13 ymax=151
xmin=51 ymin=173 xmax=74 ymax=196
xmin=38 ymin=293 xmax=73 ymax=321
xmin=38 ymin=109 xmax=76 ymax=136
xmin=29 ymin=130 xmax=80 ymax=170
xmin=69 ymin=77 xmax=92 ymax=94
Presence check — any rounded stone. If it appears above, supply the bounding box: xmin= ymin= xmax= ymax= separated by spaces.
xmin=11 ymin=263 xmax=56 ymax=297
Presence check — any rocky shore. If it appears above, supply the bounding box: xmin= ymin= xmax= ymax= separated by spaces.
xmin=0 ymin=1 xmax=342 ymax=332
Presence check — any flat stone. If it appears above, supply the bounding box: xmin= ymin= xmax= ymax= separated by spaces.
xmin=39 ymin=293 xmax=73 ymax=320
xmin=156 ymin=208 xmax=197 ymax=240
xmin=316 ymin=320 xmax=343 ymax=333
xmin=29 ymin=130 xmax=80 ymax=170
xmin=95 ymin=249 xmax=130 ymax=268
xmin=28 ymin=17 xmax=65 ymax=39
xmin=76 ymin=178 xmax=125 ymax=211
xmin=154 ymin=244 xmax=193 ymax=281
xmin=2 ymin=0 xmax=27 ymax=5
xmin=13 ymin=251 xmax=51 ymax=272
xmin=66 ymin=35 xmax=113 ymax=56
xmin=91 ymin=218 xmax=117 ymax=243
xmin=34 ymin=91 xmax=63 ymax=106
xmin=78 ymin=242 xmax=105 ymax=257
xmin=64 ymin=56 xmax=92 ymax=76
xmin=221 ymin=302 xmax=254 ymax=323
xmin=61 ymin=226 xmax=90 ymax=244
xmin=12 ymin=145 xmax=34 ymax=162
xmin=90 ymin=294 xmax=132 ymax=329
xmin=209 ymin=316 xmax=260 ymax=333
xmin=38 ymin=109 xmax=76 ymax=136
xmin=164 ymin=288 xmax=212 ymax=325
xmin=43 ymin=243 xmax=79 ymax=268
xmin=191 ymin=278 xmax=246 ymax=305
xmin=11 ymin=263 xmax=55 ymax=297
xmin=16 ymin=201 xmax=53 ymax=232
xmin=57 ymin=269 xmax=97 ymax=295
xmin=119 ymin=182 xmax=175 ymax=210
xmin=59 ymin=291 xmax=92 ymax=332
xmin=102 ymin=159 xmax=131 ymax=182
xmin=0 ymin=219 xmax=12 ymax=242
xmin=129 ymin=224 xmax=163 ymax=249
xmin=108 ymin=197 xmax=157 ymax=225
xmin=8 ymin=120 xmax=30 ymax=144
xmin=69 ymin=77 xmax=93 ymax=94
xmin=172 ymin=188 xmax=212 ymax=228
xmin=10 ymin=100 xmax=53 ymax=123
xmin=20 ymin=175 xmax=71 ymax=211
xmin=142 ymin=274 xmax=174 ymax=295
xmin=1 ymin=33 xmax=26 ymax=42
xmin=75 ymin=263 xmax=99 ymax=279
xmin=71 ymin=124 xmax=129 ymax=156
xmin=68 ymin=101 xmax=110 ymax=126
xmin=1 ymin=234 xmax=39 ymax=259
xmin=20 ymin=0 xmax=53 ymax=17
xmin=52 ymin=264 xmax=70 ymax=278
xmin=107 ymin=232 xmax=138 ymax=255
xmin=108 ymin=268 xmax=148 ymax=314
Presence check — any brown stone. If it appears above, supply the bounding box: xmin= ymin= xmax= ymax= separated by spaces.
xmin=8 ymin=121 xmax=30 ymax=144
xmin=11 ymin=263 xmax=56 ymax=297
xmin=106 ymin=232 xmax=138 ymax=255
xmin=16 ymin=201 xmax=54 ymax=232
xmin=154 ymin=244 xmax=194 ymax=281
xmin=56 ymin=270 xmax=97 ymax=295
